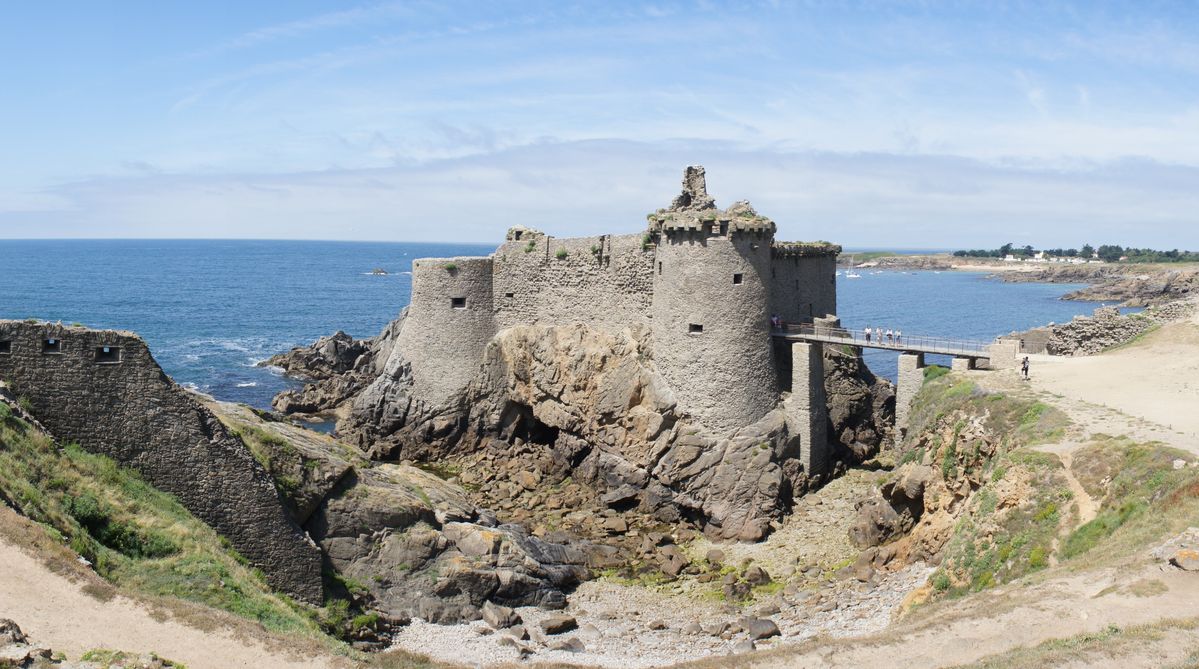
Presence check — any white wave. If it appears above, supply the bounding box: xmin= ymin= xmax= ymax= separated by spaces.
xmin=235 ymin=382 xmax=258 ymax=388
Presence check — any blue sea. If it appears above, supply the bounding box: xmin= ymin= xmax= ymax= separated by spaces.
xmin=0 ymin=240 xmax=1105 ymax=405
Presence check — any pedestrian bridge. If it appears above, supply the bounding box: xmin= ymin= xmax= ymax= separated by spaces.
xmin=771 ymin=323 xmax=993 ymax=358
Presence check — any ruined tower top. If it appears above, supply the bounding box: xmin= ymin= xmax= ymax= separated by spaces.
xmin=669 ymin=165 xmax=717 ymax=212
xmin=648 ymin=165 xmax=776 ymax=236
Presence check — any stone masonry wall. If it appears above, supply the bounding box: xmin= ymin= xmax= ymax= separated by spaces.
xmin=770 ymin=253 xmax=837 ymax=324
xmin=492 ymin=232 xmax=655 ymax=332
xmin=0 ymin=321 xmax=322 ymax=603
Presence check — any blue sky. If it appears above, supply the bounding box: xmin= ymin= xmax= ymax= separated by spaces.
xmin=2 ymin=1 xmax=1198 ymax=247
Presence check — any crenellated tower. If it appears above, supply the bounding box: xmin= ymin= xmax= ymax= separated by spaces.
xmin=648 ymin=166 xmax=780 ymax=433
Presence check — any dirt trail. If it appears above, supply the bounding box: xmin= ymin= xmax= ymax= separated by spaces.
xmin=0 ymin=526 xmax=340 ymax=669
xmin=1036 ymin=442 xmax=1098 ymax=525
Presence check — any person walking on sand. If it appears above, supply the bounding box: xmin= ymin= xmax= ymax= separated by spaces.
xmin=1021 ymin=356 xmax=1030 ymax=379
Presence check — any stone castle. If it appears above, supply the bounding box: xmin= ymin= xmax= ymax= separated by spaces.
xmin=398 ymin=166 xmax=840 ymax=436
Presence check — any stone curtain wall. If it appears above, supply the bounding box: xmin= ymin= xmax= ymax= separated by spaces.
xmin=492 ymin=232 xmax=655 ymax=332
xmin=0 ymin=321 xmax=322 ymax=603
xmin=769 ymin=253 xmax=837 ymax=324
xmin=403 ymin=257 xmax=497 ymax=405
xmin=650 ymin=229 xmax=779 ymax=433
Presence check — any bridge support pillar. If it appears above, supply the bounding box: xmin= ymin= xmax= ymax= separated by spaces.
xmin=896 ymin=352 xmax=925 ymax=438
xmin=951 ymin=356 xmax=976 ymax=373
xmin=987 ymin=340 xmax=1020 ymax=370
xmin=786 ymin=341 xmax=830 ymax=478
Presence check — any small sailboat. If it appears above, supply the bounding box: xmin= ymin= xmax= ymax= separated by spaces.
xmin=845 ymin=255 xmax=862 ymax=279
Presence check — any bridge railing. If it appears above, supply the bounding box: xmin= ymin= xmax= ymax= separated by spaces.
xmin=773 ymin=323 xmax=993 ymax=356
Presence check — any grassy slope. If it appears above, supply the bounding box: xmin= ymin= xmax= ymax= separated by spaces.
xmin=900 ymin=372 xmax=1199 ymax=607
xmin=0 ymin=402 xmax=445 ymax=669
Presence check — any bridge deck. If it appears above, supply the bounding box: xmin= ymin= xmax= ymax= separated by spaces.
xmin=772 ymin=324 xmax=992 ymax=358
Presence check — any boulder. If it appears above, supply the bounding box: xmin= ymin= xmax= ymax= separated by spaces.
xmin=740 ymin=617 xmax=780 ymax=640
xmin=306 ymin=463 xmax=588 ymax=624
xmin=482 ymin=601 xmax=522 ymax=629
xmin=1172 ymin=549 xmax=1199 ymax=572
xmin=540 ymin=615 xmax=579 ymax=635
xmin=547 ymin=637 xmax=586 ymax=652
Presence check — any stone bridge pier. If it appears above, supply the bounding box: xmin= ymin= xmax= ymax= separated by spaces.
xmin=895 ymin=352 xmax=925 ymax=437
xmin=784 ymin=340 xmax=830 ymax=478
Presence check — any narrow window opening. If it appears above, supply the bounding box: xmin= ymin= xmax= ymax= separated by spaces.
xmin=658 ymin=261 xmax=663 ymax=275
xmin=719 ymin=221 xmax=729 ymax=235
xmin=733 ymin=273 xmax=743 ymax=285
xmin=688 ymin=323 xmax=704 ymax=334
xmin=513 ymin=230 xmax=523 ymax=240
xmin=795 ymin=279 xmax=800 ymax=289
xmin=451 ymin=297 xmax=467 ymax=309
xmin=95 ymin=346 xmax=121 ymax=364
xmin=0 ymin=340 xmax=10 ymax=354
xmin=504 ymin=292 xmax=514 ymax=298
xmin=42 ymin=338 xmax=62 ymax=354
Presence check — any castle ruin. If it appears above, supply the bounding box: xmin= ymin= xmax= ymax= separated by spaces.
xmin=399 ymin=166 xmax=840 ymax=440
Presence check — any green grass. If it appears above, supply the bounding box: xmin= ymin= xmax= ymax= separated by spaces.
xmin=81 ymin=649 xmax=186 ymax=668
xmin=923 ymin=365 xmax=950 ymax=383
xmin=1059 ymin=437 xmax=1198 ymax=564
xmin=0 ymin=414 xmax=322 ymax=637
xmin=904 ymin=379 xmax=1074 ymax=599
xmin=555 ymin=248 xmax=569 ymax=260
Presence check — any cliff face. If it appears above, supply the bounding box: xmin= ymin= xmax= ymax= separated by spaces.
xmin=273 ymin=317 xmax=895 ymax=543
xmin=211 ymin=402 xmax=589 ymax=625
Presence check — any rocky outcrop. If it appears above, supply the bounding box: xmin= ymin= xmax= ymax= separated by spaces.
xmin=274 ymin=321 xmax=893 ymax=544
xmin=1000 ymin=264 xmax=1199 ymax=306
xmin=265 ymin=315 xmax=404 ymax=415
xmin=208 ymin=400 xmax=589 ymax=626
xmin=823 ymin=345 xmax=895 ymax=461
xmin=344 ymin=323 xmax=808 ymax=541
xmin=1008 ymin=300 xmax=1196 ymax=356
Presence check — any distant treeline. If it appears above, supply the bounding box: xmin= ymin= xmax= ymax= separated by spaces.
xmin=953 ymin=243 xmax=1199 ymax=263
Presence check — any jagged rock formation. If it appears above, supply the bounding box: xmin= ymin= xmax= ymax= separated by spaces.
xmin=210 ymin=401 xmax=588 ymax=625
xmin=266 ymin=319 xmax=403 ymax=415
xmin=272 ymin=319 xmax=893 ymax=543
xmin=823 ymin=345 xmax=895 ymax=461
xmin=0 ymin=321 xmax=322 ymax=604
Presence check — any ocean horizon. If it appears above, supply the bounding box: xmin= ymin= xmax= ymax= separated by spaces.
xmin=0 ymin=239 xmax=1096 ymax=408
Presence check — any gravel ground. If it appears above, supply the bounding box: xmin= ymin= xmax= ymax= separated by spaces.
xmin=390 ymin=468 xmax=933 ymax=668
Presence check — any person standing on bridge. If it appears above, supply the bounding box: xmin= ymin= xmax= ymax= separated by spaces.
xmin=895 ymin=330 xmax=902 ymax=344
xmin=886 ymin=328 xmax=894 ymax=343
xmin=864 ymin=326 xmax=872 ymax=343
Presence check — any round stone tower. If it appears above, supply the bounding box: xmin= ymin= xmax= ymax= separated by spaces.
xmin=398 ymin=256 xmax=496 ymax=405
xmin=649 ymin=167 xmax=779 ymax=434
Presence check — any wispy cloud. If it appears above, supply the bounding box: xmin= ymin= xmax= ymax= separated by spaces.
xmin=5 ymin=139 xmax=1196 ymax=249
xmin=189 ymin=2 xmax=416 ymax=57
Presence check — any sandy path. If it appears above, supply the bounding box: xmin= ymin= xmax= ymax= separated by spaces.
xmin=0 ymin=535 xmax=340 ymax=669
xmin=1024 ymin=316 xmax=1199 ymax=453
xmin=727 ymin=564 xmax=1199 ymax=669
